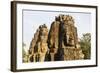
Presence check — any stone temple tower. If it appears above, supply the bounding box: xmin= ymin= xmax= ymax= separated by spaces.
xmin=48 ymin=14 xmax=84 ymax=61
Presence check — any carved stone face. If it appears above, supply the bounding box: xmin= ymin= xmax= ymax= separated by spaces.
xmin=39 ymin=27 xmax=48 ymax=42
xmin=62 ymin=23 xmax=75 ymax=46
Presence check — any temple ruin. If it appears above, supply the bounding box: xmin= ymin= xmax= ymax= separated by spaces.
xmin=27 ymin=14 xmax=84 ymax=62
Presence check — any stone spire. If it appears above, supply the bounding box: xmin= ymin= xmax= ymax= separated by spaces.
xmin=28 ymin=24 xmax=49 ymax=62
xmin=48 ymin=14 xmax=84 ymax=61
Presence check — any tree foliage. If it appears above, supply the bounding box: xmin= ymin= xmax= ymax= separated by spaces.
xmin=80 ymin=33 xmax=91 ymax=59
xmin=22 ymin=43 xmax=29 ymax=62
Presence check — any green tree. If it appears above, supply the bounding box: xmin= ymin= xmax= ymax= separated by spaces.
xmin=22 ymin=42 xmax=26 ymax=57
xmin=80 ymin=33 xmax=91 ymax=59
xmin=22 ymin=42 xmax=28 ymax=62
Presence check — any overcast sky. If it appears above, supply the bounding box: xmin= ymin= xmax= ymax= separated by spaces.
xmin=23 ymin=10 xmax=91 ymax=49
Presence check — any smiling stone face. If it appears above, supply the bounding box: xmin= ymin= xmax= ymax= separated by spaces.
xmin=39 ymin=25 xmax=48 ymax=42
xmin=60 ymin=15 xmax=76 ymax=47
